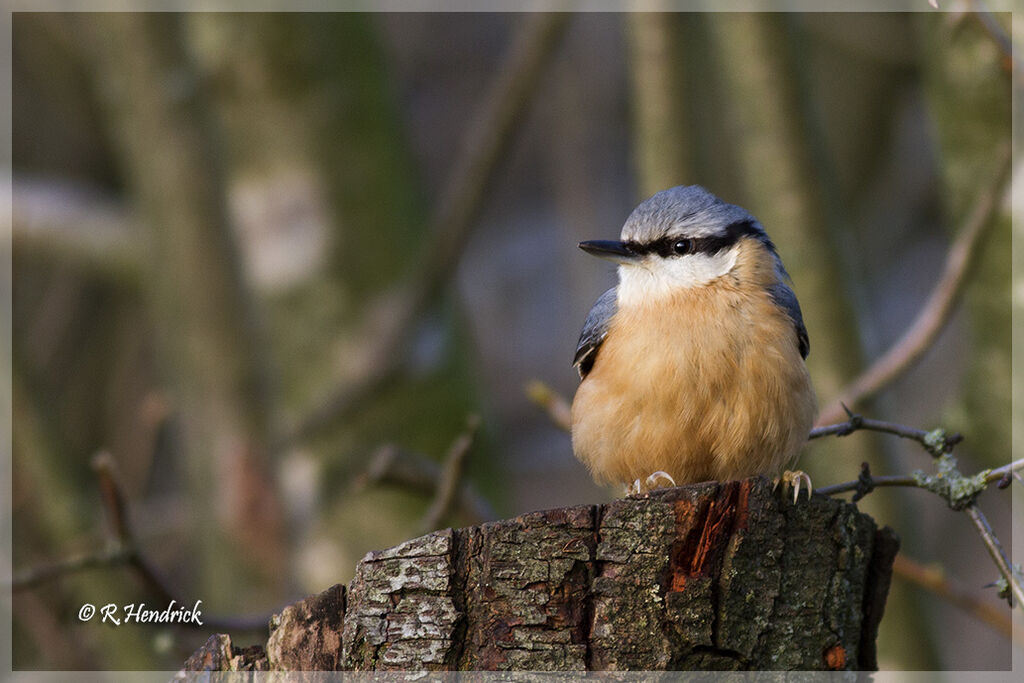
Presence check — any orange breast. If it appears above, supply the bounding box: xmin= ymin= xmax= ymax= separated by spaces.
xmin=570 ymin=247 xmax=816 ymax=488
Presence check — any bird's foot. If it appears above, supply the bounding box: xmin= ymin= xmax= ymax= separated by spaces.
xmin=646 ymin=471 xmax=677 ymax=490
xmin=625 ymin=471 xmax=677 ymax=496
xmin=774 ymin=470 xmax=813 ymax=503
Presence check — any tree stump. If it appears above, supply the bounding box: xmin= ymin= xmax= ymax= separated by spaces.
xmin=182 ymin=477 xmax=898 ymax=672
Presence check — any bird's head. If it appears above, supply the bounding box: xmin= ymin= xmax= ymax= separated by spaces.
xmin=579 ymin=185 xmax=779 ymax=307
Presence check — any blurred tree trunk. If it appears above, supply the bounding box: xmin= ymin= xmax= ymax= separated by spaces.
xmin=705 ymin=13 xmax=937 ymax=669
xmin=913 ymin=16 xmax=1012 ymax=670
xmin=707 ymin=13 xmax=862 ymax=403
xmin=11 ymin=15 xmax=176 ymax=667
xmin=186 ymin=13 xmax=484 ymax=590
xmin=80 ymin=13 xmax=286 ymax=608
xmin=914 ymin=12 xmax=1012 ymax=469
xmin=625 ymin=12 xmax=691 ymax=198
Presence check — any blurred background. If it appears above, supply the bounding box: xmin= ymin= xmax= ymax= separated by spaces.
xmin=9 ymin=9 xmax=1019 ymax=672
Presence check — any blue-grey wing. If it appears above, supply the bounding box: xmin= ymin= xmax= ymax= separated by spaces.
xmin=768 ymin=280 xmax=810 ymax=359
xmin=573 ymin=287 xmax=617 ymax=379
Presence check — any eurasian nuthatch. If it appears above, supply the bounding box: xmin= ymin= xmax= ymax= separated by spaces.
xmin=571 ymin=185 xmax=816 ymax=495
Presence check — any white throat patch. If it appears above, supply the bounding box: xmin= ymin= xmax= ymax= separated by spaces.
xmin=616 ymin=246 xmax=739 ymax=308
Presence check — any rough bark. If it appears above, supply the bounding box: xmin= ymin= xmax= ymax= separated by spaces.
xmin=182 ymin=478 xmax=898 ymax=672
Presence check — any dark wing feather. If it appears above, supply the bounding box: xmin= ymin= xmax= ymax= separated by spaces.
xmin=573 ymin=287 xmax=617 ymax=379
xmin=768 ymin=281 xmax=810 ymax=359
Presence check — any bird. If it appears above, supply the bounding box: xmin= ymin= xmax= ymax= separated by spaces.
xmin=570 ymin=185 xmax=817 ymax=498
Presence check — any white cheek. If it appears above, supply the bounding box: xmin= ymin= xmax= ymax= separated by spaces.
xmin=616 ymin=247 xmax=739 ymax=307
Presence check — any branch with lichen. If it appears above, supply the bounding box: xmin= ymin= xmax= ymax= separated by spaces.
xmin=811 ymin=410 xmax=1024 ymax=610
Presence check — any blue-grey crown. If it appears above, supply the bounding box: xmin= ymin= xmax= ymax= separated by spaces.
xmin=620 ymin=185 xmax=767 ymax=243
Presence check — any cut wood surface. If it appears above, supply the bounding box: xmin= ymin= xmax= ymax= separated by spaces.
xmin=182 ymin=477 xmax=898 ymax=672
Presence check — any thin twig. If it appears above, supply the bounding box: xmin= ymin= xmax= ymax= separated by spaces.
xmin=351 ymin=444 xmax=497 ymax=525
xmin=814 ymin=474 xmax=916 ymax=498
xmin=892 ymin=554 xmax=1021 ymax=646
xmin=275 ymin=13 xmax=571 ymax=452
xmin=92 ymin=451 xmax=132 ymax=542
xmin=11 ymin=547 xmax=133 ymax=592
xmin=965 ymin=0 xmax=1020 ymax=78
xmin=419 ymin=415 xmax=481 ymax=534
xmin=999 ymin=469 xmax=1024 ymax=489
xmin=814 ymin=416 xmax=1024 ymax=612
xmin=817 ymin=144 xmax=1012 ymax=425
xmin=413 ymin=12 xmax=570 ymax=306
xmin=808 ymin=411 xmax=963 ymax=458
xmin=525 ymin=379 xmax=572 ymax=432
xmin=11 ymin=452 xmax=272 ymax=632
xmin=964 ymin=503 xmax=1024 ymax=609
xmin=351 ymin=444 xmax=402 ymax=492
xmin=816 ymin=450 xmax=1024 ymax=611
xmin=815 ymin=458 xmax=1024 ymax=498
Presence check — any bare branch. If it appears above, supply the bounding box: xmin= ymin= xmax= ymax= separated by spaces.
xmin=419 ymin=415 xmax=481 ymax=534
xmin=351 ymin=444 xmax=402 ymax=492
xmin=808 ymin=411 xmax=963 ymax=458
xmin=413 ymin=13 xmax=571 ymax=304
xmin=892 ymin=553 xmax=1022 ymax=646
xmin=276 ymin=13 xmax=571 ymax=452
xmin=817 ymin=143 xmax=1012 ymax=425
xmin=351 ymin=443 xmax=497 ymax=526
xmin=525 ymin=379 xmax=572 ymax=432
xmin=11 ymin=547 xmax=133 ymax=592
xmin=815 ymin=473 xmax=914 ymax=499
xmin=815 ymin=458 xmax=1024 ymax=498
xmin=996 ymin=467 xmax=1024 ymax=489
xmin=811 ymin=404 xmax=1024 ymax=602
xmin=11 ymin=452 xmax=272 ymax=632
xmin=965 ymin=0 xmax=1020 ymax=78
xmin=814 ymin=425 xmax=1023 ymax=612
xmin=964 ymin=503 xmax=1024 ymax=609
xmin=92 ymin=451 xmax=133 ymax=543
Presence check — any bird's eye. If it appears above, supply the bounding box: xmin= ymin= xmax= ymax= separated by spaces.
xmin=673 ymin=239 xmax=693 ymax=255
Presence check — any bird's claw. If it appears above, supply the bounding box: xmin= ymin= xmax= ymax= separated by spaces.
xmin=625 ymin=471 xmax=677 ymax=496
xmin=774 ymin=470 xmax=813 ymax=503
xmin=646 ymin=471 xmax=677 ymax=489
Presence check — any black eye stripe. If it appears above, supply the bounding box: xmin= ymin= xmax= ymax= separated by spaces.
xmin=625 ymin=220 xmax=760 ymax=257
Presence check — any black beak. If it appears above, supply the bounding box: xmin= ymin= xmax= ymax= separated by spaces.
xmin=578 ymin=240 xmax=638 ymax=262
